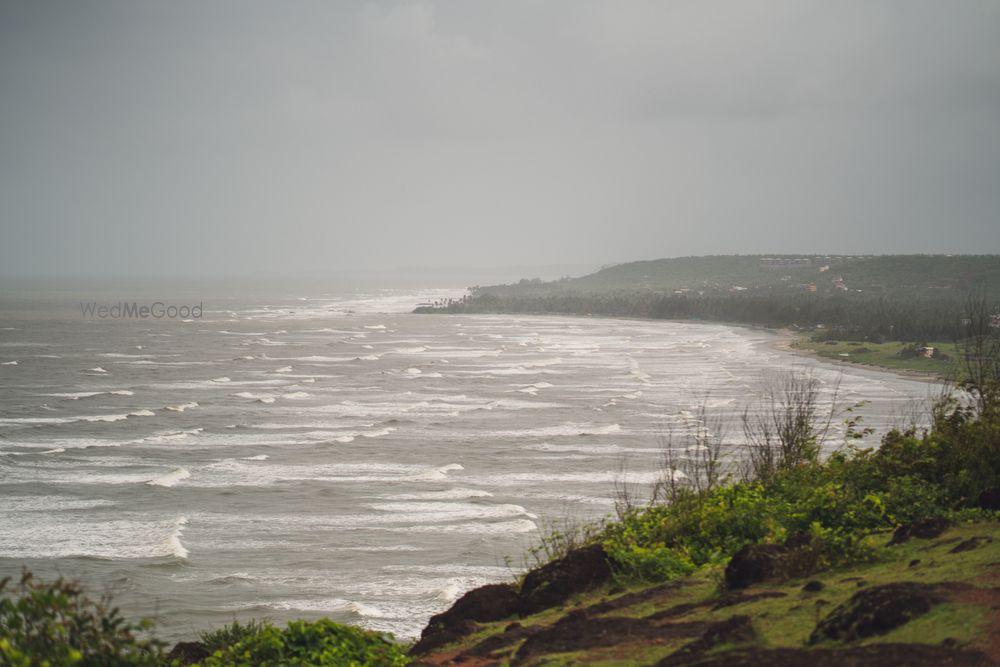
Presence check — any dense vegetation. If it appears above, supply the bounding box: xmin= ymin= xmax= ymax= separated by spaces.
xmin=0 ymin=587 xmax=408 ymax=666
xmin=418 ymin=255 xmax=1000 ymax=343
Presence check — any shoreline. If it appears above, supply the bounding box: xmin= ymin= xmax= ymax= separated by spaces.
xmin=765 ymin=329 xmax=946 ymax=385
xmin=417 ymin=308 xmax=948 ymax=386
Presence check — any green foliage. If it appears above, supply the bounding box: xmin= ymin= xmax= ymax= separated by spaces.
xmin=0 ymin=571 xmax=163 ymax=667
xmin=606 ymin=545 xmax=696 ymax=585
xmin=523 ymin=516 xmax=606 ymax=569
xmin=604 ymin=384 xmax=1000 ymax=585
xmin=197 ymin=618 xmax=269 ymax=653
xmin=197 ymin=618 xmax=408 ymax=667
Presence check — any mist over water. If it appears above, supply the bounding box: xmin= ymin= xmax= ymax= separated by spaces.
xmin=0 ymin=286 xmax=939 ymax=640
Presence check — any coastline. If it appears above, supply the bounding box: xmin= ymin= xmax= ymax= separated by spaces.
xmin=417 ymin=307 xmax=949 ymax=386
xmin=764 ymin=329 xmax=947 ymax=385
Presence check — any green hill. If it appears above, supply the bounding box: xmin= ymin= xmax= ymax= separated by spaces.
xmin=417 ymin=255 xmax=1000 ymax=344
xmin=477 ymin=255 xmax=1000 ymax=297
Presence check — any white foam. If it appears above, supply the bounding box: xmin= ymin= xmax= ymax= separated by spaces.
xmin=282 ymin=391 xmax=310 ymax=399
xmin=80 ymin=413 xmax=131 ymax=423
xmin=234 ymin=391 xmax=276 ymax=401
xmin=87 ymin=367 xmax=108 ymax=373
xmin=146 ymin=468 xmax=191 ymax=487
xmin=242 ymin=454 xmax=269 ymax=461
xmin=1 ymin=360 xmax=18 ymax=366
xmin=436 ymin=582 xmax=463 ymax=602
xmin=411 ymin=463 xmax=463 ymax=481
xmin=492 ymin=423 xmax=622 ymax=437
xmin=169 ymin=516 xmax=189 ymax=558
xmin=275 ymin=365 xmax=293 ymax=373
xmin=381 ymin=488 xmax=493 ymax=501
xmin=43 ymin=390 xmax=136 ymax=400
xmin=165 ymin=401 xmax=199 ymax=412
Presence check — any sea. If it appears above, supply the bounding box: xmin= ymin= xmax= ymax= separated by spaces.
xmin=0 ymin=282 xmax=941 ymax=641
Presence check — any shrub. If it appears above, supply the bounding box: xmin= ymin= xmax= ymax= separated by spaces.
xmin=0 ymin=570 xmax=163 ymax=666
xmin=198 ymin=618 xmax=270 ymax=653
xmin=198 ymin=618 xmax=408 ymax=667
xmin=606 ymin=545 xmax=695 ymax=585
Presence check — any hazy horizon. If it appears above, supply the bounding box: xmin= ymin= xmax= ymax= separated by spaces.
xmin=2 ymin=1 xmax=999 ymax=278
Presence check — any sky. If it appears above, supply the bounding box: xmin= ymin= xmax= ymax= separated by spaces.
xmin=1 ymin=0 xmax=999 ymax=278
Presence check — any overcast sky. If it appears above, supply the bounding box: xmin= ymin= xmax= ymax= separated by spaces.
xmin=1 ymin=1 xmax=998 ymax=278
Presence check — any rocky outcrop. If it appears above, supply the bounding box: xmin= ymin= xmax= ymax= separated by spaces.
xmin=410 ymin=544 xmax=612 ymax=656
xmin=518 ymin=543 xmax=612 ymax=615
xmin=810 ymin=582 xmax=945 ymax=643
xmin=723 ymin=540 xmax=820 ymax=590
xmin=410 ymin=583 xmax=520 ymax=655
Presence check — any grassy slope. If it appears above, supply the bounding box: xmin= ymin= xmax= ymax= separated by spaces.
xmin=790 ymin=339 xmax=957 ymax=377
xmin=414 ymin=521 xmax=1000 ymax=666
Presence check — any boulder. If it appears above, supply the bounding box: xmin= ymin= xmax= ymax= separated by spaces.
xmin=409 ymin=583 xmax=520 ymax=655
xmin=889 ymin=517 xmax=953 ymax=545
xmin=518 ymin=544 xmax=613 ymax=615
xmin=810 ymin=582 xmax=945 ymax=643
xmin=166 ymin=641 xmax=211 ymax=666
xmin=723 ymin=544 xmax=790 ymax=590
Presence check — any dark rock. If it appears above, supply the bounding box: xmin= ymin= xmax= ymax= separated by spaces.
xmin=890 ymin=517 xmax=953 ymax=545
xmin=518 ymin=543 xmax=612 ymax=615
xmin=450 ymin=583 xmax=521 ymax=623
xmin=513 ymin=610 xmax=708 ymax=663
xmin=657 ymin=644 xmax=995 ymax=667
xmin=409 ymin=582 xmax=521 ymax=655
xmin=724 ymin=544 xmax=788 ymax=589
xmin=803 ymin=580 xmax=825 ymax=592
xmin=166 ymin=641 xmax=211 ymax=666
xmin=723 ymin=540 xmax=824 ymax=590
xmin=976 ymin=487 xmax=1000 ymax=511
xmin=810 ymin=582 xmax=945 ymax=643
xmin=410 ymin=619 xmax=478 ymax=656
xmin=950 ymin=536 xmax=993 ymax=554
xmin=909 ymin=559 xmax=921 ymax=568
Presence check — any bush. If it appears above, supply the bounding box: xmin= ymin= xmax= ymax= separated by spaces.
xmin=0 ymin=570 xmax=163 ymax=666
xmin=198 ymin=618 xmax=269 ymax=653
xmin=606 ymin=545 xmax=695 ymax=585
xmin=198 ymin=618 xmax=408 ymax=667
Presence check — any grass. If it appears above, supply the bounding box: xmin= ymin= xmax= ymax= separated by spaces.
xmin=422 ymin=519 xmax=1000 ymax=665
xmin=792 ymin=338 xmax=957 ymax=377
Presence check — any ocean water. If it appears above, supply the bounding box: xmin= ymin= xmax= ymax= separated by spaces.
xmin=0 ymin=286 xmax=940 ymax=641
